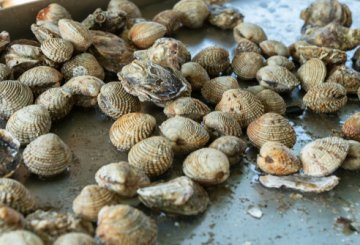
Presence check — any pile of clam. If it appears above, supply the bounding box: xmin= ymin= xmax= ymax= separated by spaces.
xmin=0 ymin=0 xmax=359 ymax=243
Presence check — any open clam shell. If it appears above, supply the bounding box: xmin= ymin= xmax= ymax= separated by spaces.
xmin=0 ymin=129 xmax=21 ymax=178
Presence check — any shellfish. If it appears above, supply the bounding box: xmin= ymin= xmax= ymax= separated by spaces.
xmin=192 ymin=46 xmax=230 ymax=77
xmin=266 ymin=56 xmax=295 ymax=71
xmin=164 ymin=97 xmax=210 ymax=121
xmin=233 ymin=22 xmax=267 ymax=44
xmin=208 ymin=4 xmax=244 ymax=30
xmin=341 ymin=140 xmax=360 ymax=170
xmin=107 ymin=0 xmax=142 ymax=18
xmin=0 ymin=205 xmax=24 ymax=234
xmin=128 ymin=21 xmax=166 ymax=49
xmin=326 ymin=65 xmax=360 ymax=94
xmin=173 ymin=0 xmax=209 ymax=28
xmin=153 ymin=10 xmax=182 ymax=35
xmin=297 ymin=58 xmax=327 ymax=92
xmin=209 ymin=136 xmax=246 ymax=165
xmin=353 ymin=47 xmax=360 ymax=72
xmin=201 ymin=76 xmax=239 ymax=104
xmin=232 ymin=52 xmax=265 ymax=80
xmin=294 ymin=44 xmax=347 ymax=65
xmin=58 ymin=19 xmax=92 ymax=52
xmin=36 ymin=3 xmax=71 ymax=25
xmin=202 ymin=111 xmax=242 ymax=138
xmin=342 ymin=112 xmax=360 ymax=141
xmin=0 ymin=230 xmax=44 ymax=245
xmin=0 ymin=64 xmax=11 ymax=81
xmin=0 ymin=130 xmax=21 ymax=178
xmin=259 ymin=40 xmax=289 ymax=57
xmin=255 ymin=89 xmax=287 ymax=115
xmin=54 ymin=233 xmax=96 ymax=245
xmin=31 ymin=24 xmax=60 ymax=44
xmin=40 ymin=38 xmax=74 ymax=63
xmin=233 ymin=38 xmax=261 ymax=55
xmin=181 ymin=62 xmax=210 ymax=91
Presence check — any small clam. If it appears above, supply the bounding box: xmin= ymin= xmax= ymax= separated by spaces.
xmin=0 ymin=31 xmax=10 ymax=52
xmin=73 ymin=185 xmax=119 ymax=222
xmin=342 ymin=112 xmax=360 ymax=141
xmin=209 ymin=136 xmax=246 ymax=165
xmin=297 ymin=58 xmax=327 ymax=92
xmin=326 ymin=65 xmax=360 ymax=94
xmin=159 ymin=116 xmax=210 ymax=154
xmin=183 ymin=148 xmax=230 ymax=185
xmin=153 ymin=10 xmax=182 ymax=35
xmin=0 ymin=230 xmax=44 ymax=245
xmin=0 ymin=64 xmax=11 ymax=81
xmin=128 ymin=21 xmax=166 ymax=49
xmin=257 ymin=142 xmax=300 ymax=176
xmin=208 ymin=4 xmax=244 ymax=30
xmin=341 ymin=140 xmax=360 ymax=170
xmin=266 ymin=56 xmax=295 ymax=71
xmin=107 ymin=0 xmax=142 ymax=18
xmin=173 ymin=0 xmax=209 ymax=28
xmin=58 ymin=19 xmax=92 ymax=52
xmin=303 ymin=83 xmax=347 ymax=113
xmin=247 ymin=113 xmax=296 ymax=148
xmin=295 ymin=45 xmax=347 ymax=65
xmin=353 ymin=47 xmax=360 ymax=72
xmin=36 ymin=3 xmax=71 ymax=25
xmin=128 ymin=136 xmax=174 ymax=177
xmin=54 ymin=233 xmax=96 ymax=245
xmin=31 ymin=24 xmax=60 ymax=43
xmin=0 ymin=129 xmax=21 ymax=178
xmin=233 ymin=22 xmax=267 ymax=44
xmin=201 ymin=76 xmax=239 ymax=104
xmin=109 ymin=113 xmax=156 ymax=151
xmin=256 ymin=65 xmax=300 ymax=93
xmin=192 ymin=46 xmax=230 ymax=76
xmin=259 ymin=40 xmax=289 ymax=57
xmin=0 ymin=178 xmax=36 ymax=214
xmin=5 ymin=42 xmax=42 ymax=74
xmin=233 ymin=38 xmax=261 ymax=55
xmin=181 ymin=62 xmax=209 ymax=91
xmin=6 ymin=105 xmax=51 ymax=145
xmin=0 ymin=205 xmax=24 ymax=234
xmin=138 ymin=176 xmax=209 ymax=215
xmin=300 ymin=137 xmax=349 ymax=177
xmin=164 ymin=97 xmax=210 ymax=121
xmin=203 ymin=111 xmax=242 ymax=138
xmin=232 ymin=52 xmax=265 ymax=80
xmin=40 ymin=38 xmax=74 ymax=63
xmin=215 ymin=89 xmax=265 ymax=127
xmin=255 ymin=89 xmax=286 ymax=115
xmin=96 ymin=205 xmax=157 ymax=245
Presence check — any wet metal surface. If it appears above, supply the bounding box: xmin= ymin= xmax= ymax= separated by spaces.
xmin=1 ymin=0 xmax=360 ymax=244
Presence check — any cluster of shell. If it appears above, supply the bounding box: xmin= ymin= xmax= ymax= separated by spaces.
xmin=0 ymin=0 xmax=359 ymax=243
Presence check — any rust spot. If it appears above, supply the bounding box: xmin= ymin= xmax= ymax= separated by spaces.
xmin=265 ymin=156 xmax=274 ymax=164
xmin=216 ymin=171 xmax=225 ymax=180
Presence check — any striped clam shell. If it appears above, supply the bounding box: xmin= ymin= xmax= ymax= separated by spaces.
xmin=192 ymin=46 xmax=230 ymax=77
xmin=297 ymin=58 xmax=327 ymax=91
xmin=342 ymin=112 xmax=360 ymax=141
xmin=233 ymin=38 xmax=261 ymax=55
xmin=128 ymin=21 xmax=166 ymax=49
xmin=266 ymin=56 xmax=295 ymax=71
xmin=173 ymin=0 xmax=209 ymax=28
xmin=58 ymin=19 xmax=92 ymax=52
xmin=202 ymin=111 xmax=242 ymax=138
xmin=209 ymin=136 xmax=246 ymax=165
xmin=326 ymin=65 xmax=360 ymax=94
xmin=201 ymin=76 xmax=239 ymax=104
xmin=0 ymin=230 xmax=43 ymax=245
xmin=181 ymin=62 xmax=209 ymax=91
xmin=41 ymin=38 xmax=74 ymax=63
xmin=255 ymin=89 xmax=287 ymax=115
xmin=232 ymin=52 xmax=265 ymax=80
xmin=233 ymin=22 xmax=267 ymax=44
xmin=259 ymin=40 xmax=289 ymax=57
xmin=164 ymin=97 xmax=210 ymax=121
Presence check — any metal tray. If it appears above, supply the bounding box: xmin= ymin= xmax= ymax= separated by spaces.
xmin=1 ymin=0 xmax=360 ymax=244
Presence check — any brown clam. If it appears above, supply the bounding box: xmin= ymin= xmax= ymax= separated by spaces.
xmin=259 ymin=40 xmax=289 ymax=57
xmin=107 ymin=0 xmax=142 ymax=18
xmin=294 ymin=45 xmax=347 ymax=65
xmin=40 ymin=38 xmax=74 ymax=63
xmin=297 ymin=58 xmax=327 ymax=92
xmin=326 ymin=65 xmax=360 ymax=94
xmin=164 ymin=97 xmax=210 ymax=121
xmin=181 ymin=62 xmax=210 ymax=91
xmin=0 ymin=64 xmax=11 ymax=81
xmin=54 ymin=233 xmax=96 ymax=245
xmin=153 ymin=10 xmax=182 ymax=35
xmin=58 ymin=19 xmax=92 ymax=52
xmin=173 ymin=0 xmax=209 ymax=28
xmin=341 ymin=140 xmax=360 ymax=170
xmin=233 ymin=38 xmax=261 ymax=55
xmin=201 ymin=76 xmax=239 ymax=104
xmin=0 ymin=230 xmax=44 ymax=245
xmin=342 ymin=112 xmax=360 ymax=141
xmin=266 ymin=56 xmax=295 ymax=71
xmin=232 ymin=52 xmax=265 ymax=80
xmin=233 ymin=22 xmax=267 ymax=44
xmin=0 ymin=205 xmax=25 ymax=234
xmin=203 ymin=111 xmax=242 ymax=138
xmin=192 ymin=46 xmax=230 ymax=77
xmin=255 ymin=89 xmax=286 ymax=115
xmin=36 ymin=3 xmax=71 ymax=25
xmin=209 ymin=136 xmax=246 ymax=165
xmin=128 ymin=21 xmax=166 ymax=49
xmin=0 ymin=130 xmax=21 ymax=178
xmin=208 ymin=4 xmax=244 ymax=30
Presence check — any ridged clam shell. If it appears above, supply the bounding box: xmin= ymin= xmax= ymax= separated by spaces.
xmin=0 ymin=205 xmax=24 ymax=234
xmin=73 ymin=185 xmax=119 ymax=222
xmin=153 ymin=10 xmax=182 ymax=35
xmin=96 ymin=205 xmax=157 ymax=245
xmin=107 ymin=0 xmax=142 ymax=18
xmin=0 ymin=230 xmax=44 ymax=245
xmin=257 ymin=142 xmax=300 ymax=175
xmin=58 ymin=19 xmax=92 ymax=52
xmin=0 ymin=129 xmax=21 ymax=178
xmin=183 ymin=148 xmax=230 ymax=185
xmin=342 ymin=112 xmax=360 ymax=141
xmin=181 ymin=62 xmax=209 ymax=91
xmin=232 ymin=52 xmax=265 ymax=80
xmin=259 ymin=40 xmax=289 ymax=57
xmin=203 ymin=111 xmax=242 ymax=138
xmin=0 ymin=178 xmax=36 ymax=214
xmin=109 ymin=113 xmax=156 ymax=151
xmin=173 ymin=0 xmax=209 ymax=28
xmin=159 ymin=116 xmax=209 ymax=154
xmin=54 ymin=233 xmax=96 ymax=245
xmin=36 ymin=3 xmax=71 ymax=25
xmin=208 ymin=4 xmax=243 ymax=30
xmin=295 ymin=45 xmax=347 ymax=65
xmin=266 ymin=56 xmax=295 ymax=71
xmin=0 ymin=64 xmax=11 ymax=81
xmin=303 ymin=83 xmax=347 ymax=113
xmin=97 ymin=82 xmax=141 ymax=119
xmin=137 ymin=176 xmax=209 ymax=215
xmin=247 ymin=112 xmax=296 ymax=148
xmin=300 ymin=137 xmax=349 ymax=177
xmin=215 ymin=89 xmax=265 ymax=127
xmin=201 ymin=76 xmax=239 ymax=104
xmin=297 ymin=58 xmax=326 ymax=91
xmin=233 ymin=22 xmax=267 ymax=44
xmin=233 ymin=38 xmax=261 ymax=55
xmin=41 ymin=38 xmax=74 ymax=63
xmin=128 ymin=21 xmax=166 ymax=49
xmin=209 ymin=136 xmax=246 ymax=165
xmin=31 ymin=23 xmax=60 ymax=43
xmin=6 ymin=105 xmax=51 ymax=145
xmin=341 ymin=140 xmax=360 ymax=170
xmin=326 ymin=65 xmax=360 ymax=94
xmin=164 ymin=97 xmax=210 ymax=121
xmin=192 ymin=46 xmax=230 ymax=76
xmin=23 ymin=133 xmax=72 ymax=177
xmin=255 ymin=89 xmax=286 ymax=115
xmin=0 ymin=80 xmax=33 ymax=120
xmin=128 ymin=136 xmax=174 ymax=177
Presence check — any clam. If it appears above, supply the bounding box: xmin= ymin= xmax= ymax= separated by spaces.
xmin=247 ymin=113 xmax=296 ymax=148
xmin=233 ymin=22 xmax=267 ymax=44
xmin=0 ymin=129 xmax=21 ymax=178
xmin=0 ymin=230 xmax=44 ymax=245
xmin=36 ymin=3 xmax=71 ymax=25
xmin=192 ymin=46 xmax=230 ymax=76
xmin=95 ymin=161 xmax=150 ymax=197
xmin=181 ymin=62 xmax=209 ymax=91
xmin=164 ymin=97 xmax=210 ymax=121
xmin=297 ymin=58 xmax=326 ymax=92
xmin=128 ymin=136 xmax=174 ymax=177
xmin=208 ymin=4 xmax=244 ymax=30
xmin=153 ymin=10 xmax=182 ymax=35
xmin=326 ymin=65 xmax=360 ymax=94
xmin=107 ymin=0 xmax=142 ymax=18
xmin=246 ymin=85 xmax=266 ymax=95
xmin=0 ymin=31 xmax=10 ymax=52
xmin=294 ymin=45 xmax=347 ymax=65
xmin=58 ymin=19 xmax=92 ymax=52
xmin=183 ymin=148 xmax=230 ymax=185
xmin=159 ymin=116 xmax=210 ymax=154
xmin=0 ymin=205 xmax=24 ymax=234
xmin=257 ymin=142 xmax=300 ymax=175
xmin=40 ymin=38 xmax=74 ymax=63
xmin=303 ymin=83 xmax=347 ymax=113
xmin=6 ymin=105 xmax=51 ymax=145
xmin=259 ymin=40 xmax=289 ymax=57
xmin=0 ymin=80 xmax=33 ymax=120
xmin=215 ymin=89 xmax=265 ymax=127
xmin=341 ymin=140 xmax=360 ymax=170
xmin=342 ymin=112 xmax=360 ymax=141
xmin=31 ymin=24 xmax=60 ymax=43
xmin=300 ymin=137 xmax=349 ymax=177
xmin=233 ymin=38 xmax=261 ymax=55
xmin=203 ymin=111 xmax=242 ymax=138
xmin=96 ymin=205 xmax=157 ymax=245
xmin=173 ymin=0 xmax=209 ymax=28
xmin=0 ymin=64 xmax=11 ymax=81
xmin=353 ymin=47 xmax=360 ymax=72
xmin=255 ymin=89 xmax=286 ymax=115
xmin=109 ymin=112 xmax=156 ymax=151
xmin=0 ymin=178 xmax=36 ymax=214
xmin=266 ymin=56 xmax=295 ymax=71
xmin=125 ymin=17 xmax=147 ymax=30
xmin=54 ymin=233 xmax=96 ymax=245
xmin=201 ymin=76 xmax=239 ymax=104
xmin=209 ymin=136 xmax=246 ymax=165
xmin=138 ymin=176 xmax=209 ymax=215
xmin=232 ymin=52 xmax=265 ymax=80
xmin=128 ymin=21 xmax=166 ymax=49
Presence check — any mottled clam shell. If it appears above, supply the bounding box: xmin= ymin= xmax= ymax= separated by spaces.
xmin=6 ymin=105 xmax=51 ymax=145
xmin=5 ymin=42 xmax=42 ymax=74
xmin=257 ymin=142 xmax=300 ymax=176
xmin=181 ymin=62 xmax=209 ymax=91
xmin=233 ymin=22 xmax=267 ymax=44
xmin=58 ymin=19 xmax=92 ymax=52
xmin=297 ymin=58 xmax=326 ymax=92
xmin=164 ymin=97 xmax=210 ymax=121
xmin=0 ymin=64 xmax=11 ymax=81
xmin=54 ymin=233 xmax=96 ymax=245
xmin=159 ymin=116 xmax=210 ymax=154
xmin=0 ymin=230 xmax=44 ymax=245
xmin=208 ymin=4 xmax=244 ymax=30
xmin=341 ymin=140 xmax=360 ymax=170
xmin=266 ymin=56 xmax=295 ymax=71
xmin=40 ymin=38 xmax=74 ymax=63
xmin=107 ymin=0 xmax=142 ymax=18
xmin=255 ymin=89 xmax=287 ymax=115
xmin=295 ymin=45 xmax=347 ymax=65
xmin=0 ymin=178 xmax=36 ymax=214
xmin=259 ymin=40 xmax=289 ymax=57
xmin=232 ymin=52 xmax=265 ymax=80
xmin=209 ymin=136 xmax=246 ymax=165
xmin=202 ymin=111 xmax=242 ymax=138
xmin=303 ymin=83 xmax=347 ymax=113
xmin=96 ymin=205 xmax=157 ymax=245
xmin=109 ymin=113 xmax=156 ymax=151
xmin=247 ymin=113 xmax=296 ymax=148
xmin=300 ymin=137 xmax=349 ymax=177
xmin=233 ymin=38 xmax=261 ymax=55
xmin=36 ymin=3 xmax=71 ymax=25
xmin=215 ymin=89 xmax=265 ymax=127
xmin=153 ymin=10 xmax=182 ymax=35
xmin=192 ymin=46 xmax=230 ymax=76
xmin=183 ymin=148 xmax=230 ymax=185
xmin=326 ymin=65 xmax=360 ymax=94
xmin=201 ymin=76 xmax=239 ymax=104
xmin=0 ymin=205 xmax=25 ymax=234
xmin=31 ymin=24 xmax=60 ymax=43
xmin=128 ymin=136 xmax=174 ymax=177
xmin=0 ymin=129 xmax=21 ymax=178
xmin=173 ymin=0 xmax=209 ymax=28
xmin=128 ymin=21 xmax=166 ymax=49
xmin=342 ymin=112 xmax=360 ymax=141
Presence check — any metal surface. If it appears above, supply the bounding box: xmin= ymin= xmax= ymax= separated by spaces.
xmin=1 ymin=0 xmax=360 ymax=244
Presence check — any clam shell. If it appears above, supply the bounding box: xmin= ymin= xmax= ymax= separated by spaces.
xmin=0 ymin=80 xmax=33 ymax=120
xmin=138 ymin=176 xmax=209 ymax=215
xmin=0 ymin=230 xmax=44 ymax=245
xmin=0 ymin=178 xmax=36 ymax=214
xmin=0 ymin=205 xmax=25 ymax=234
xmin=36 ymin=3 xmax=71 ymax=25
xmin=295 ymin=45 xmax=347 ymax=65
xmin=255 ymin=89 xmax=286 ymax=115
xmin=203 ymin=111 xmax=242 ymax=138
xmin=6 ymin=105 xmax=51 ymax=145
xmin=183 ymin=148 xmax=230 ymax=185
xmin=259 ymin=40 xmax=289 ymax=57
xmin=233 ymin=38 xmax=261 ymax=55
xmin=342 ymin=112 xmax=360 ymax=141
xmin=266 ymin=56 xmax=295 ymax=71
xmin=0 ymin=64 xmax=11 ymax=81
xmin=297 ymin=58 xmax=326 ymax=92
xmin=153 ymin=10 xmax=182 ymax=35
xmin=109 ymin=113 xmax=156 ymax=151
xmin=201 ymin=76 xmax=239 ymax=104
xmin=215 ymin=89 xmax=265 ymax=127
xmin=233 ymin=22 xmax=267 ymax=44
xmin=0 ymin=129 xmax=21 ymax=178
xmin=341 ymin=140 xmax=360 ymax=170
xmin=247 ymin=112 xmax=296 ymax=148
xmin=246 ymin=85 xmax=266 ymax=95
xmin=232 ymin=52 xmax=265 ymax=80
xmin=303 ymin=82 xmax=347 ymax=113
xmin=58 ymin=19 xmax=92 ymax=52
xmin=0 ymin=31 xmax=10 ymax=52
xmin=300 ymin=137 xmax=349 ymax=177
xmin=326 ymin=65 xmax=360 ymax=94
xmin=164 ymin=97 xmax=210 ymax=121
xmin=209 ymin=136 xmax=246 ymax=165
xmin=31 ymin=24 xmax=60 ymax=43
xmin=54 ymin=233 xmax=96 ymax=245
xmin=257 ymin=142 xmax=300 ymax=175
xmin=353 ymin=47 xmax=360 ymax=72
xmin=192 ymin=46 xmax=230 ymax=76
xmin=208 ymin=4 xmax=244 ymax=30
xmin=173 ymin=0 xmax=209 ymax=28
xmin=107 ymin=0 xmax=142 ymax=18
xmin=96 ymin=205 xmax=157 ymax=245
xmin=181 ymin=62 xmax=209 ymax=91
xmin=128 ymin=21 xmax=166 ymax=49
xmin=128 ymin=136 xmax=174 ymax=177
xmin=40 ymin=38 xmax=74 ymax=63
xmin=159 ymin=116 xmax=209 ymax=154
xmin=97 ymin=81 xmax=141 ymax=119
